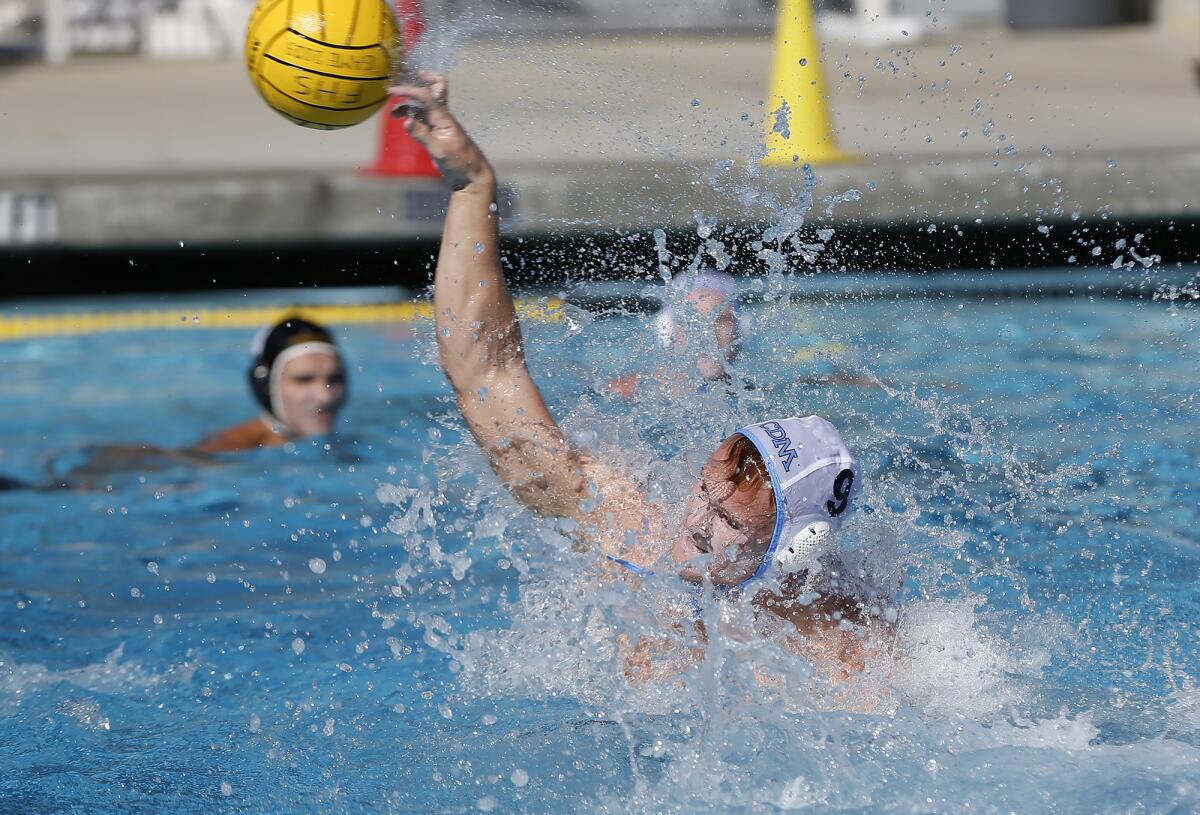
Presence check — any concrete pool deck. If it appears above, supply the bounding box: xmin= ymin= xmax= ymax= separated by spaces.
xmin=0 ymin=22 xmax=1198 ymax=251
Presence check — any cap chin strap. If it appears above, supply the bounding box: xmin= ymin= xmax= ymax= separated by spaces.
xmin=266 ymin=342 xmax=338 ymax=432
xmin=607 ymin=521 xmax=835 ymax=617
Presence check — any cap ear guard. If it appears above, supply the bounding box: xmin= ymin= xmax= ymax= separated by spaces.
xmin=248 ymin=361 xmax=273 ymax=418
xmin=774 ymin=520 xmax=834 ymax=575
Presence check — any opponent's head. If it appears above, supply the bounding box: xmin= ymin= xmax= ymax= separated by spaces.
xmin=671 ymin=416 xmax=860 ymax=589
xmin=248 ymin=316 xmax=347 ymax=436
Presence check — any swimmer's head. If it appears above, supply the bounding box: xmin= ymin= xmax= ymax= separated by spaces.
xmin=671 ymin=416 xmax=860 ymax=589
xmin=656 ymin=267 xmax=743 ymax=375
xmin=248 ymin=316 xmax=347 ymax=437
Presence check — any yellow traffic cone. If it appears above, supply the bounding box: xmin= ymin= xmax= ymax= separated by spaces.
xmin=761 ymin=0 xmax=855 ymax=167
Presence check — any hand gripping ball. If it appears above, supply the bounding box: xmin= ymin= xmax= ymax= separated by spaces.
xmin=245 ymin=0 xmax=401 ymax=129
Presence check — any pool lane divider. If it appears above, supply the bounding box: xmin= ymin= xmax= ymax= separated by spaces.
xmin=0 ymin=298 xmax=565 ymax=342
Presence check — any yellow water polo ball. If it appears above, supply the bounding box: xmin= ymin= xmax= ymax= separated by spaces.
xmin=245 ymin=0 xmax=401 ymax=129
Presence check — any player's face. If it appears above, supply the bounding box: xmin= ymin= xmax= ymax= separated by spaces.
xmin=671 ymin=436 xmax=776 ymax=587
xmin=676 ymin=288 xmax=740 ymax=378
xmin=277 ymin=352 xmax=346 ymax=436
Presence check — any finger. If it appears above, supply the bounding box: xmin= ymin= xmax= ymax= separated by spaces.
xmin=403 ymin=117 xmax=432 ymax=141
xmin=430 ymin=76 xmax=447 ymax=105
xmin=388 ymin=84 xmax=434 ymax=106
xmin=390 ymin=99 xmax=431 ymax=124
xmin=414 ymin=70 xmax=448 ymax=104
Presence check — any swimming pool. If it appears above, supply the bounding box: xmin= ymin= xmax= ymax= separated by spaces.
xmin=1 ymin=270 xmax=1198 ymax=813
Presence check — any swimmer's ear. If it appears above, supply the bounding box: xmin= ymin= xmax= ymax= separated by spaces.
xmin=703 ymin=479 xmax=735 ymax=503
xmin=700 ymin=451 xmax=738 ymax=485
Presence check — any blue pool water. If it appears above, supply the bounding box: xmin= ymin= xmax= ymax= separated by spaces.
xmin=1 ymin=271 xmax=1199 ymax=813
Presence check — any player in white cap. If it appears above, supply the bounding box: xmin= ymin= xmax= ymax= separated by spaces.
xmin=610 ymin=266 xmax=744 ymax=398
xmin=393 ymin=73 xmax=879 ymax=678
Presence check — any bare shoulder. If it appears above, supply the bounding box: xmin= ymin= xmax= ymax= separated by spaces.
xmin=191 ymin=419 xmax=279 ymax=454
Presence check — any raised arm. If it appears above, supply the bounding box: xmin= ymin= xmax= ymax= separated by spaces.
xmin=392 ymin=73 xmax=592 ymax=519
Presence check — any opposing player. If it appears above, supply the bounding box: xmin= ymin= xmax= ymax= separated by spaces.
xmin=393 ymin=72 xmax=886 ymax=679
xmin=192 ymin=316 xmax=347 ymax=453
xmin=45 ymin=316 xmax=347 ymax=489
xmin=609 ymin=266 xmax=745 ymax=398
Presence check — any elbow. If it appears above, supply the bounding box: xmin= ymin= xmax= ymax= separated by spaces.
xmin=437 ymin=322 xmax=526 ymax=390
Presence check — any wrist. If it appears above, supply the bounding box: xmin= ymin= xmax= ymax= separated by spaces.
xmin=448 ymin=163 xmax=496 ymax=196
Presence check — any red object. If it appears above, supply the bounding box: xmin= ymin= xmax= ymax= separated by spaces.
xmin=364 ymin=0 xmax=440 ymax=177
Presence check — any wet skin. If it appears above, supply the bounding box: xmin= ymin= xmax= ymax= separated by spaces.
xmin=393 ymin=71 xmax=784 ymax=591
xmin=396 ymin=71 xmax=883 ymax=681
xmin=669 ymin=435 xmax=777 ymax=588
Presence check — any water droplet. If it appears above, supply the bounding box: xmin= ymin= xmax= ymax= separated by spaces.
xmin=1106 ymin=158 xmax=1117 ymax=168
xmin=511 ymin=769 xmax=529 ymax=787
xmin=798 ymin=58 xmax=807 ymax=66
xmin=309 ymin=557 xmax=326 ymax=574
xmin=249 ymin=713 xmax=261 ymax=733
xmin=474 ymin=242 xmax=485 ymax=253
xmin=476 ymin=796 xmax=497 ymax=812
xmin=220 ymin=781 xmax=233 ymax=797
xmin=291 ymin=637 xmax=306 ymax=655
xmin=206 ymin=573 xmax=216 ymax=584
xmin=690 ymin=98 xmax=700 ymax=107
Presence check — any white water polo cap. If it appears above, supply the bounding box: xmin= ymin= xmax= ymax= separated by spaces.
xmin=736 ymin=416 xmax=861 ymax=583
xmin=655 ymin=269 xmax=742 ymax=346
